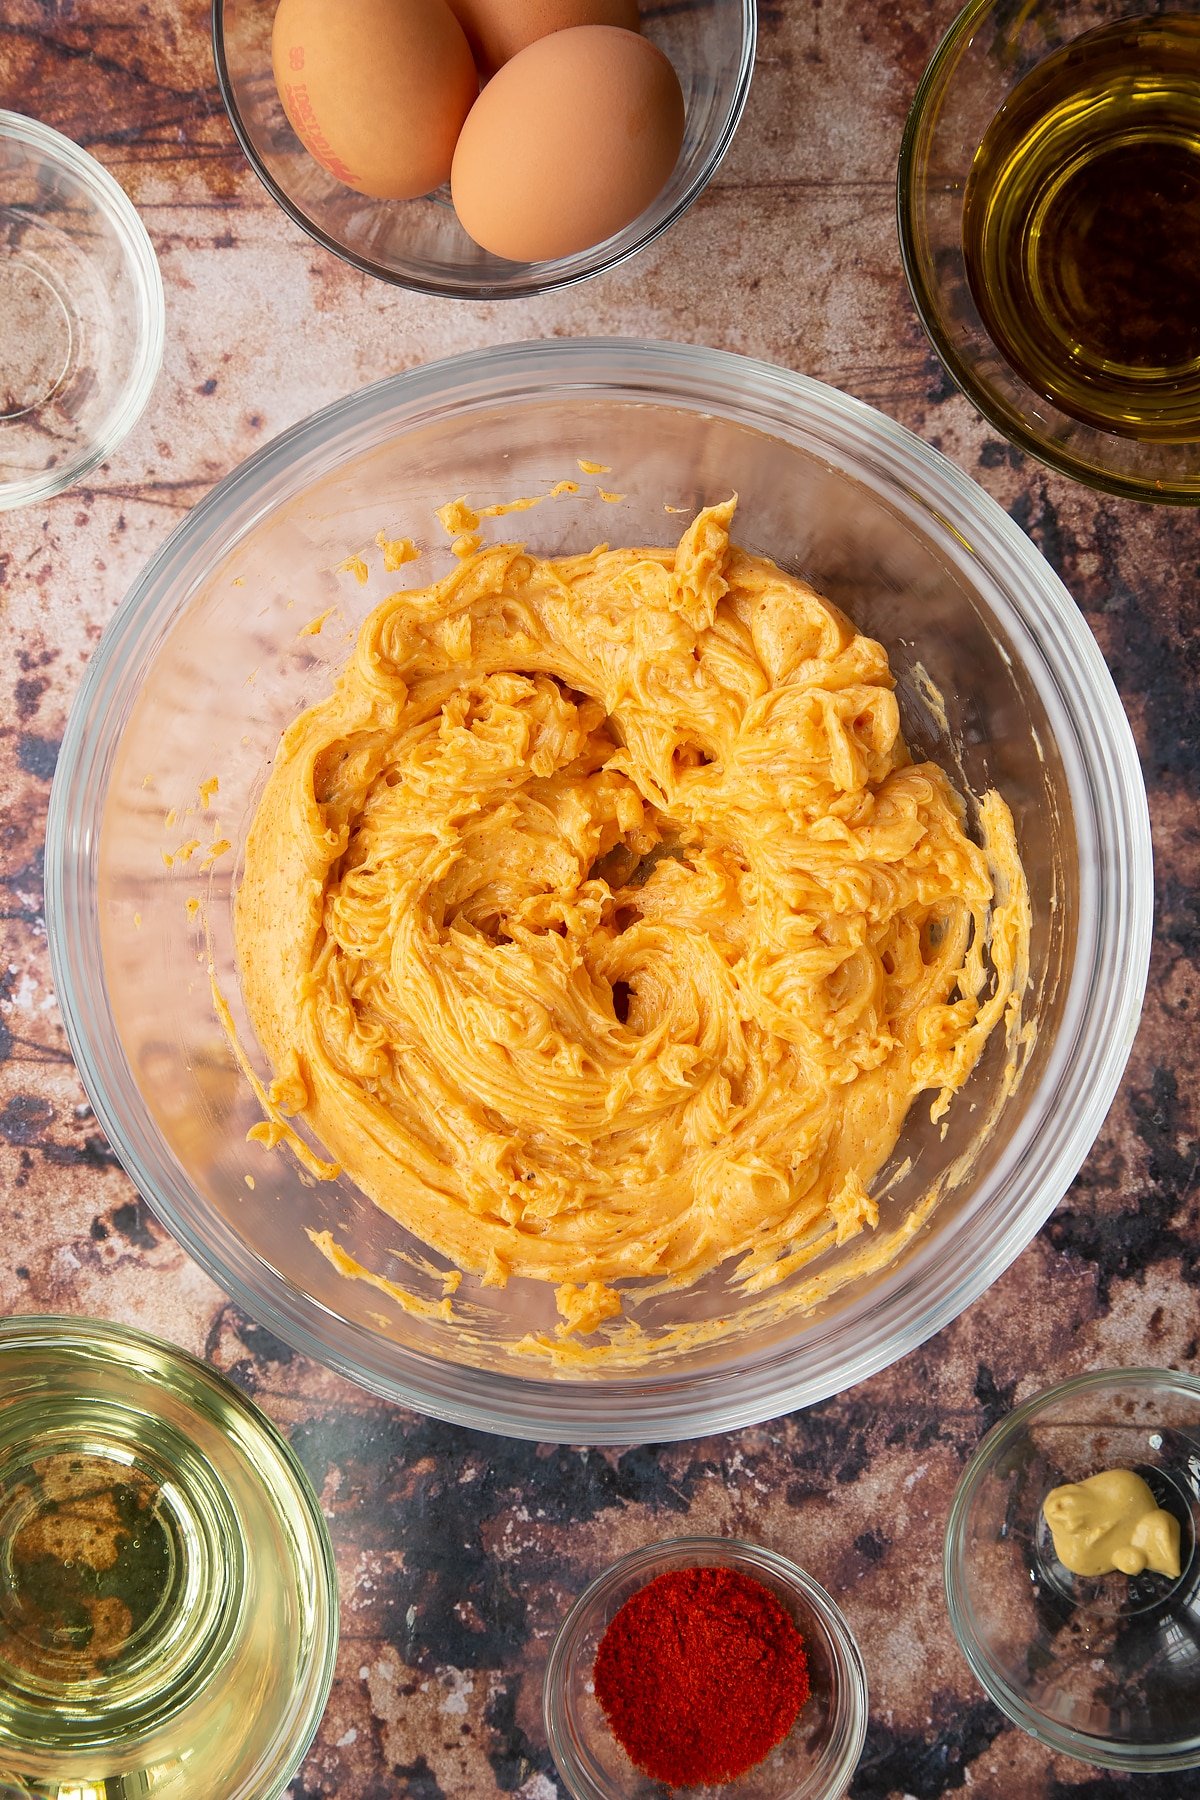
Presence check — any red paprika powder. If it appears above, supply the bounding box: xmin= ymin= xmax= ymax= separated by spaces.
xmin=592 ymin=1563 xmax=811 ymax=1787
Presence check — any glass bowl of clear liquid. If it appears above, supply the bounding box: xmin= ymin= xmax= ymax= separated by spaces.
xmin=0 ymin=1315 xmax=338 ymax=1800
xmin=0 ymin=112 xmax=163 ymax=512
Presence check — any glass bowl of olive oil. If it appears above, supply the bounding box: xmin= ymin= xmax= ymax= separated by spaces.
xmin=0 ymin=1316 xmax=338 ymax=1800
xmin=899 ymin=1 xmax=1200 ymax=502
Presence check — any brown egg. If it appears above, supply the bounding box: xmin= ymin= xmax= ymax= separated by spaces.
xmin=447 ymin=0 xmax=639 ymax=74
xmin=272 ymin=0 xmax=478 ymax=200
xmin=450 ymin=26 xmax=685 ymax=262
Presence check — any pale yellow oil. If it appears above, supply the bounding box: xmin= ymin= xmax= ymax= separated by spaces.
xmin=963 ymin=13 xmax=1200 ymax=441
xmin=0 ymin=1322 xmax=336 ymax=1800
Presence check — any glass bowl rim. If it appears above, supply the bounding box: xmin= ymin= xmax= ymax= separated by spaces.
xmin=944 ymin=1364 xmax=1200 ymax=1772
xmin=0 ymin=1311 xmax=340 ymax=1800
xmin=44 ymin=336 xmax=1153 ymax=1443
xmin=895 ymin=0 xmax=1200 ymax=507
xmin=0 ymin=108 xmax=165 ymax=513
xmin=209 ymin=0 xmax=757 ymax=300
xmin=542 ymin=1534 xmax=869 ymax=1800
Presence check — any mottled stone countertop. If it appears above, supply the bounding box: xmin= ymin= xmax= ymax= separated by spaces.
xmin=2 ymin=2 xmax=1199 ymax=1796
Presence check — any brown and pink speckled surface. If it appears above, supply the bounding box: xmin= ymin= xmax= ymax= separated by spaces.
xmin=2 ymin=3 xmax=1199 ymax=1796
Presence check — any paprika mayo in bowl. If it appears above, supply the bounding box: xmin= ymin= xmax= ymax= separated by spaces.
xmin=543 ymin=1537 xmax=868 ymax=1799
xmin=45 ymin=340 xmax=1151 ymax=1443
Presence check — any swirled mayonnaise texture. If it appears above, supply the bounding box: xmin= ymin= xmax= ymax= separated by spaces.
xmin=235 ymin=500 xmax=1029 ymax=1342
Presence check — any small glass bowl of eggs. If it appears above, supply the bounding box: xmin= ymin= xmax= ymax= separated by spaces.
xmin=212 ymin=0 xmax=756 ymax=297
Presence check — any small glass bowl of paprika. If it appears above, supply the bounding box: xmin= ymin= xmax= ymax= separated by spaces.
xmin=544 ymin=1537 xmax=868 ymax=1799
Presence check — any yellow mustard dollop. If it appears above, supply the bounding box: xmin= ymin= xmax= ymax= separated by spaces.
xmin=235 ymin=500 xmax=1029 ymax=1338
xmin=1044 ymin=1470 xmax=1183 ymax=1579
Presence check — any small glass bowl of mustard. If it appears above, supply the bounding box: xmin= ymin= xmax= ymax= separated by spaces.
xmin=543 ymin=1537 xmax=868 ymax=1800
xmin=945 ymin=1368 xmax=1200 ymax=1772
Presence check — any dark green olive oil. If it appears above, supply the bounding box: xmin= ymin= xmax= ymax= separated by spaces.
xmin=963 ymin=13 xmax=1200 ymax=442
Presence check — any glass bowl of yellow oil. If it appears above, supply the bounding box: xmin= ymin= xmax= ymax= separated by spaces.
xmin=898 ymin=1 xmax=1200 ymax=502
xmin=0 ymin=1316 xmax=338 ymax=1799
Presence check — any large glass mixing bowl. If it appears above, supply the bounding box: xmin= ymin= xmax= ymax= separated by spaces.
xmin=45 ymin=341 xmax=1152 ymax=1443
